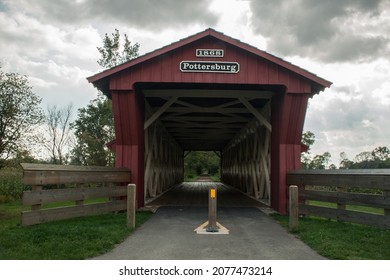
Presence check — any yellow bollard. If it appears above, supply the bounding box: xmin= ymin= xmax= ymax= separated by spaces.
xmin=206 ymin=186 xmax=218 ymax=232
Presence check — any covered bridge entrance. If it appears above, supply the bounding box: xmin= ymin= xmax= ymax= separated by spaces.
xmin=88 ymin=29 xmax=331 ymax=214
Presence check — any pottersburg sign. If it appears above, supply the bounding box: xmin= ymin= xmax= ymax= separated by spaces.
xmin=180 ymin=61 xmax=240 ymax=73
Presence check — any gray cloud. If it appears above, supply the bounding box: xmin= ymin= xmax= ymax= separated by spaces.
xmin=249 ymin=0 xmax=390 ymax=62
xmin=3 ymin=0 xmax=218 ymax=29
xmin=304 ymin=85 xmax=390 ymax=161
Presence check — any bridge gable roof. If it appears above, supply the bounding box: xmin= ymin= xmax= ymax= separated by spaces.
xmin=87 ymin=28 xmax=331 ymax=94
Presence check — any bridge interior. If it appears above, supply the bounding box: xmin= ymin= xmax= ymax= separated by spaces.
xmin=142 ymin=83 xmax=278 ymax=206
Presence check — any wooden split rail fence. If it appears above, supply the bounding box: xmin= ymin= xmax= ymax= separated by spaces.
xmin=20 ymin=163 xmax=135 ymax=227
xmin=287 ymin=169 xmax=390 ymax=230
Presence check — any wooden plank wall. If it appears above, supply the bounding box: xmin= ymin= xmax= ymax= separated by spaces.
xmin=20 ymin=163 xmax=131 ymax=226
xmin=221 ymin=110 xmax=271 ymax=200
xmin=144 ymin=121 xmax=183 ymax=199
xmin=287 ymin=169 xmax=390 ymax=229
xmin=110 ymin=36 xmax=313 ymax=94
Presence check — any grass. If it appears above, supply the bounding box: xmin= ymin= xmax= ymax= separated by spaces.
xmin=273 ymin=214 xmax=390 ymax=259
xmin=0 ymin=201 xmax=153 ymax=259
xmin=210 ymin=175 xmax=221 ymax=182
xmin=0 ymin=167 xmax=26 ymax=202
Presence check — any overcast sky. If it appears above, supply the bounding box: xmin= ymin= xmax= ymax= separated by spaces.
xmin=1 ymin=0 xmax=389 ymax=165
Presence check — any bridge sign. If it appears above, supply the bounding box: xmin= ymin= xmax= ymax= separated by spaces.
xmin=196 ymin=49 xmax=224 ymax=57
xmin=180 ymin=61 xmax=240 ymax=73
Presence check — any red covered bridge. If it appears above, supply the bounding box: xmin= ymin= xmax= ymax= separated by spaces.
xmin=88 ymin=28 xmax=331 ymax=214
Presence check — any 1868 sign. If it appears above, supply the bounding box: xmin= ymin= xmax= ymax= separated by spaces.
xmin=196 ymin=49 xmax=224 ymax=57
xmin=180 ymin=61 xmax=239 ymax=73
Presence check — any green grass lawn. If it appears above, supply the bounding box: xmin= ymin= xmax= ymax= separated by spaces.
xmin=273 ymin=214 xmax=390 ymax=259
xmin=0 ymin=201 xmax=152 ymax=259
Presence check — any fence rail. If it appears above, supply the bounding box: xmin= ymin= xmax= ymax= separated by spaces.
xmin=20 ymin=163 xmax=132 ymax=226
xmin=287 ymin=169 xmax=390 ymax=229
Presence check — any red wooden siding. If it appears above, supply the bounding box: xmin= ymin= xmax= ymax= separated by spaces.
xmin=109 ymin=37 xmax=313 ymax=93
xmin=112 ymin=90 xmax=145 ymax=208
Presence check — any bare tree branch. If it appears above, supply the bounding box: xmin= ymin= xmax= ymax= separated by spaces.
xmin=43 ymin=103 xmax=74 ymax=164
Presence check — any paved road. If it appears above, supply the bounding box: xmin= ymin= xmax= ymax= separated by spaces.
xmin=93 ymin=206 xmax=325 ymax=260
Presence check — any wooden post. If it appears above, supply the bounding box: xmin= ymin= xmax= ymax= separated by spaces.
xmin=337 ymin=187 xmax=347 ymax=210
xmin=289 ymin=185 xmax=299 ymax=231
xmin=31 ymin=186 xmax=42 ymax=211
xmin=385 ymin=190 xmax=390 ymax=217
xmin=75 ymin=185 xmax=84 ymax=206
xmin=127 ymin=184 xmax=136 ymax=229
xmin=337 ymin=186 xmax=347 ymax=222
xmin=207 ymin=185 xmax=218 ymax=232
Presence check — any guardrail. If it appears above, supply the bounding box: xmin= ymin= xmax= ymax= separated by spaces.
xmin=287 ymin=169 xmax=390 ymax=230
xmin=20 ymin=163 xmax=134 ymax=226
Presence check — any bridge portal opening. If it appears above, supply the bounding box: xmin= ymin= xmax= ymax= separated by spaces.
xmin=142 ymin=83 xmax=276 ymax=205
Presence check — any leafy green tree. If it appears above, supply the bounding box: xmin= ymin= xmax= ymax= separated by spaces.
xmin=184 ymin=151 xmax=220 ymax=179
xmin=301 ymin=131 xmax=315 ymax=169
xmin=70 ymin=94 xmax=115 ymax=166
xmin=300 ymin=131 xmax=333 ymax=169
xmin=308 ymin=152 xmax=332 ymax=169
xmin=3 ymin=149 xmax=40 ymax=168
xmin=371 ymin=146 xmax=389 ymax=161
xmin=0 ymin=68 xmax=44 ymax=166
xmin=301 ymin=131 xmax=315 ymax=149
xmin=354 ymin=151 xmax=373 ymax=164
xmin=349 ymin=146 xmax=390 ymax=169
xmin=97 ymin=29 xmax=140 ymax=69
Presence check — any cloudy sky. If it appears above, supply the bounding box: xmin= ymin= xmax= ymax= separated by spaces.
xmin=1 ymin=0 xmax=389 ymax=165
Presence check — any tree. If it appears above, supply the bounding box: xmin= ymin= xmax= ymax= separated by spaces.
xmin=301 ymin=131 xmax=315 ymax=149
xmin=371 ymin=146 xmax=390 ymax=161
xmin=339 ymin=152 xmax=354 ymax=169
xmin=300 ymin=131 xmax=334 ymax=169
xmin=348 ymin=146 xmax=390 ymax=169
xmin=97 ymin=29 xmax=140 ymax=69
xmin=70 ymin=94 xmax=115 ymax=166
xmin=42 ymin=104 xmax=73 ymax=164
xmin=4 ymin=149 xmax=40 ymax=168
xmin=0 ymin=68 xmax=44 ymax=165
xmin=308 ymin=152 xmax=332 ymax=169
xmin=70 ymin=30 xmax=140 ymax=166
xmin=354 ymin=152 xmax=373 ymax=165
xmin=184 ymin=151 xmax=220 ymax=178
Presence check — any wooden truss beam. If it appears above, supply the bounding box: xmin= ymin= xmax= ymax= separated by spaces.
xmin=154 ymin=107 xmax=251 ymax=114
xmin=238 ymin=96 xmax=272 ymax=131
xmin=161 ymin=116 xmax=250 ymax=122
xmin=144 ymin=96 xmax=177 ymax=130
xmin=144 ymin=89 xmax=274 ymax=99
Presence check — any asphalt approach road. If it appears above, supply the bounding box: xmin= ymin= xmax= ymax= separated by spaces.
xmin=93 ymin=183 xmax=325 ymax=260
